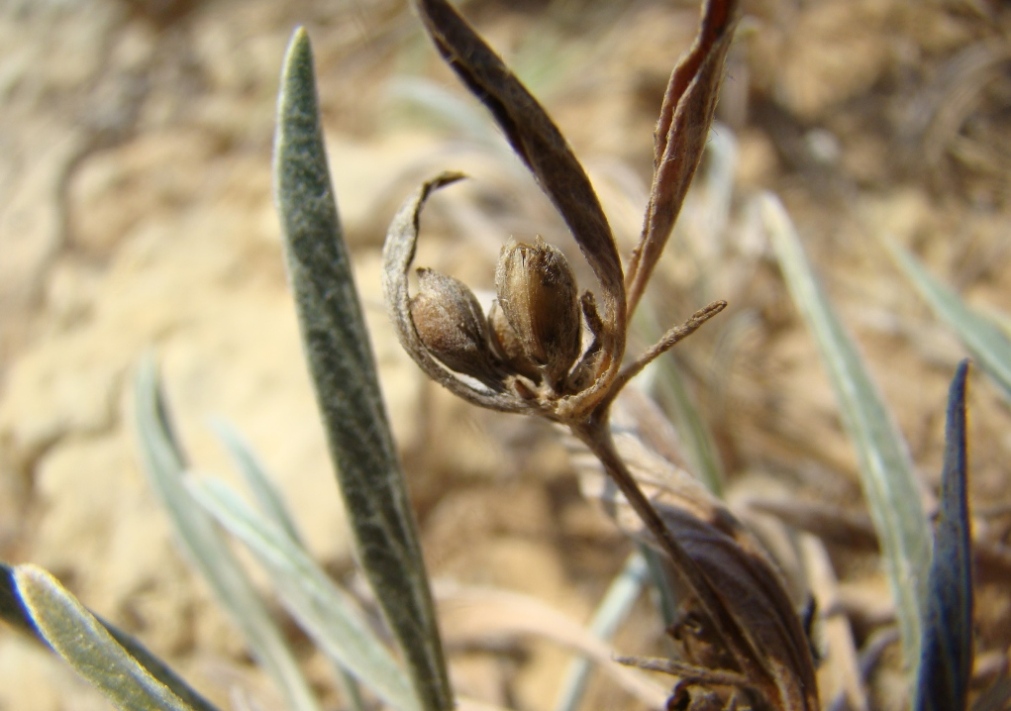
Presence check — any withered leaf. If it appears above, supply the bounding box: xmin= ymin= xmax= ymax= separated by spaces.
xmin=625 ymin=0 xmax=739 ymax=315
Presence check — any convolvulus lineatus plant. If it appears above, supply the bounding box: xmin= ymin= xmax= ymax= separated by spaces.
xmin=0 ymin=0 xmax=989 ymax=709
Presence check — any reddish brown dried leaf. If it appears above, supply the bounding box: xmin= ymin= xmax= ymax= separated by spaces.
xmin=625 ymin=0 xmax=738 ymax=315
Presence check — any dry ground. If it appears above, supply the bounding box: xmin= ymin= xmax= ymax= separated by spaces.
xmin=0 ymin=0 xmax=1009 ymax=709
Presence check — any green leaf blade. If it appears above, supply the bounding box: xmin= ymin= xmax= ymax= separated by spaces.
xmin=762 ymin=194 xmax=932 ymax=677
xmin=15 ymin=564 xmax=198 ymax=711
xmin=133 ymin=361 xmax=321 ymax=711
xmin=274 ymin=28 xmax=451 ymax=711
xmin=0 ymin=562 xmax=220 ymax=711
xmin=186 ymin=477 xmax=420 ymax=711
xmin=210 ymin=419 xmax=305 ymax=546
xmin=914 ymin=360 xmax=973 ymax=711
xmin=888 ymin=240 xmax=1011 ymax=401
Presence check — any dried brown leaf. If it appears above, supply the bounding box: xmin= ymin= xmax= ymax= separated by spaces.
xmin=625 ymin=0 xmax=738 ymax=315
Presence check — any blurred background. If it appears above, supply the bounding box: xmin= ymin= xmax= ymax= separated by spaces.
xmin=0 ymin=0 xmax=1009 ymax=709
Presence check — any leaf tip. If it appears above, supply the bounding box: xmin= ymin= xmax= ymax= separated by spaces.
xmin=284 ymin=25 xmax=311 ymax=67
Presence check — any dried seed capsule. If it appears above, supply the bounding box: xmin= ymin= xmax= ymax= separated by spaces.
xmin=495 ymin=238 xmax=581 ymax=389
xmin=410 ymin=268 xmax=502 ymax=387
xmin=487 ymin=300 xmax=541 ymax=382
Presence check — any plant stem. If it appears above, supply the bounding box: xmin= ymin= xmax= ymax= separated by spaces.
xmin=571 ymin=414 xmax=773 ymax=706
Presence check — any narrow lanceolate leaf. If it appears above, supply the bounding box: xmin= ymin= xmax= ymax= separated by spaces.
xmin=210 ymin=423 xmax=367 ymax=711
xmin=888 ymin=240 xmax=1011 ymax=400
xmin=211 ymin=419 xmax=305 ymax=547
xmin=625 ymin=0 xmax=738 ymax=316
xmin=411 ymin=0 xmax=626 ymax=388
xmin=186 ymin=478 xmax=419 ymax=711
xmin=763 ymin=194 xmax=932 ymax=676
xmin=14 ymin=565 xmax=200 ymax=711
xmin=0 ymin=563 xmax=219 ymax=711
xmin=211 ymin=424 xmax=368 ymax=711
xmin=273 ymin=28 xmax=450 ymax=711
xmin=134 ymin=361 xmax=321 ymax=711
xmin=915 ymin=360 xmax=973 ymax=711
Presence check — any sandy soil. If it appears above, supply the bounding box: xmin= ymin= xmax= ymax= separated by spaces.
xmin=0 ymin=0 xmax=1009 ymax=709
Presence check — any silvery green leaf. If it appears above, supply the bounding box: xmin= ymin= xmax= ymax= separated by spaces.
xmin=888 ymin=239 xmax=1011 ymax=401
xmin=186 ymin=477 xmax=419 ymax=711
xmin=914 ymin=360 xmax=973 ymax=711
xmin=762 ymin=193 xmax=932 ymax=677
xmin=0 ymin=562 xmax=218 ymax=711
xmin=210 ymin=420 xmax=366 ymax=711
xmin=12 ymin=564 xmax=204 ymax=711
xmin=210 ymin=419 xmax=304 ymax=546
xmin=273 ymin=28 xmax=450 ymax=711
xmin=133 ymin=360 xmax=321 ymax=711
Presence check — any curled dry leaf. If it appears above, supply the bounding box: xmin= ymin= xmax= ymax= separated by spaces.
xmin=383 ymin=173 xmax=610 ymax=418
xmin=383 ymin=172 xmax=526 ymax=415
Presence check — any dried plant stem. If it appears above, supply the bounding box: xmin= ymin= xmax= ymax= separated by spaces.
xmin=602 ymin=300 xmax=727 ymax=411
xmin=615 ymin=656 xmax=751 ymax=689
xmin=571 ymin=417 xmax=773 ymax=706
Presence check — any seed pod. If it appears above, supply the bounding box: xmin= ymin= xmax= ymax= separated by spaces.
xmin=495 ymin=238 xmax=581 ymax=389
xmin=487 ymin=300 xmax=541 ymax=382
xmin=410 ymin=268 xmax=502 ymax=387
